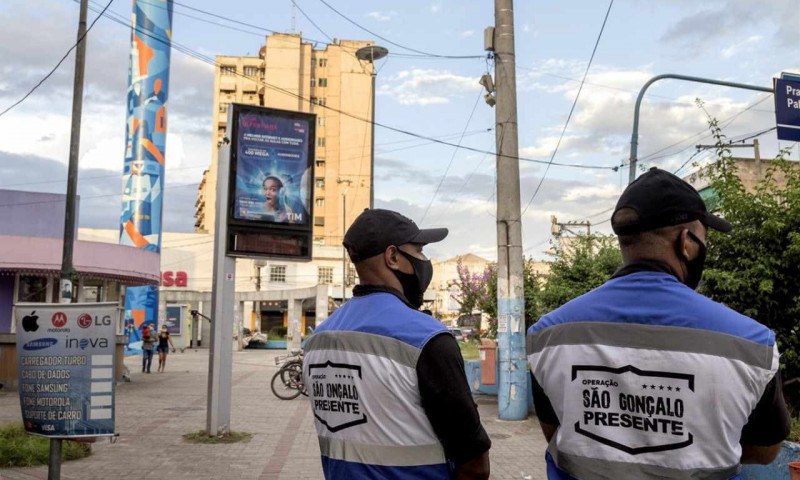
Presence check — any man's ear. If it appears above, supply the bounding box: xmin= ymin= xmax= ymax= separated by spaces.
xmin=384 ymin=246 xmax=401 ymax=271
xmin=679 ymin=229 xmax=700 ymax=261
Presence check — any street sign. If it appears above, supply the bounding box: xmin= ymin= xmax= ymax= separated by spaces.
xmin=774 ymin=75 xmax=800 ymax=142
xmin=15 ymin=303 xmax=118 ymax=438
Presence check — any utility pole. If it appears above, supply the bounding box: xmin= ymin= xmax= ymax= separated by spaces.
xmin=51 ymin=1 xmax=89 ymax=477
xmin=337 ymin=178 xmax=353 ymax=304
xmin=493 ymin=0 xmax=527 ymax=420
xmin=60 ymin=0 xmax=89 ymax=306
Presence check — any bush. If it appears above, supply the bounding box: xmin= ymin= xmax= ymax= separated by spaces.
xmin=0 ymin=424 xmax=91 ymax=467
xmin=698 ymin=118 xmax=800 ymax=410
xmin=268 ymin=326 xmax=288 ymax=339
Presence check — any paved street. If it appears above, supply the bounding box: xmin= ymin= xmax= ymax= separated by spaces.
xmin=0 ymin=348 xmax=548 ymax=479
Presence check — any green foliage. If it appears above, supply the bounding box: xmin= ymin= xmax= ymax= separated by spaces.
xmin=539 ymin=235 xmax=622 ymax=314
xmin=450 ymin=259 xmax=544 ymax=339
xmin=268 ymin=326 xmax=288 ymax=339
xmin=458 ymin=340 xmax=481 ymax=361
xmin=698 ymin=117 xmax=800 ymax=407
xmin=0 ymin=424 xmax=91 ymax=467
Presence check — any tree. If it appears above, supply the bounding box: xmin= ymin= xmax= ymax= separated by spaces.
xmin=451 ymin=259 xmax=544 ymax=339
xmin=697 ymin=118 xmax=800 ymax=408
xmin=539 ymin=235 xmax=622 ymax=314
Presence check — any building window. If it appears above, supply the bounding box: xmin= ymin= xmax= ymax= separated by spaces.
xmin=221 ymin=65 xmax=236 ymax=76
xmin=319 ymin=58 xmax=327 ymax=68
xmin=269 ymin=265 xmax=286 ymax=283
xmin=243 ymin=66 xmax=258 ymax=77
xmin=318 ymin=267 xmax=334 ymax=285
xmin=316 ymin=178 xmax=325 ymax=188
xmin=316 ymin=97 xmax=327 ymax=106
xmin=313 ymin=236 xmax=325 ymax=245
xmin=317 ymin=137 xmax=326 ymax=147
xmin=315 ymin=159 xmax=325 ymax=169
xmin=219 ymin=102 xmax=229 ymax=113
xmin=17 ymin=276 xmax=49 ymax=303
xmin=314 ymin=216 xmax=325 ymax=226
xmin=315 ymin=198 xmax=324 ymax=207
xmin=310 ymin=78 xmax=316 ymax=88
xmin=318 ymin=117 xmax=325 ymax=127
xmin=318 ymin=78 xmax=328 ymax=87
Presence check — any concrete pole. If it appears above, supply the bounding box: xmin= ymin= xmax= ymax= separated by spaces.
xmin=207 ymin=140 xmax=235 ymax=436
xmin=287 ymin=297 xmax=302 ymax=350
xmin=59 ymin=0 xmax=89 ymax=305
xmin=753 ymin=138 xmax=762 ymax=180
xmin=494 ymin=0 xmax=528 ymax=420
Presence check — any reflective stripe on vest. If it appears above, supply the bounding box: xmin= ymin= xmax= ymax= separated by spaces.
xmin=527 ymin=272 xmax=778 ymax=480
xmin=303 ymin=295 xmax=449 ymax=479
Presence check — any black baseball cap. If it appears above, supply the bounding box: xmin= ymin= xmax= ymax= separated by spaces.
xmin=611 ymin=167 xmax=732 ymax=235
xmin=343 ymin=209 xmax=448 ymax=262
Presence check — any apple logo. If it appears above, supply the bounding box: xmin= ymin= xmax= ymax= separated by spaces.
xmin=22 ymin=311 xmax=39 ymax=332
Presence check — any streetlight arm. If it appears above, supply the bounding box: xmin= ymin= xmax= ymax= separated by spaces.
xmin=628 ymin=74 xmax=773 ymax=184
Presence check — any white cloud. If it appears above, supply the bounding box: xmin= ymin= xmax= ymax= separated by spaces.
xmin=522 ymin=24 xmax=531 ymax=33
xmin=378 ymin=69 xmax=480 ymax=105
xmin=366 ymin=11 xmax=394 ymax=22
xmin=721 ymin=35 xmax=763 ymax=59
xmin=430 ymin=3 xmax=441 ymax=13
xmin=460 ymin=30 xmax=475 ymax=38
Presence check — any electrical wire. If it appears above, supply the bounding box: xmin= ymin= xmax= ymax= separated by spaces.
xmin=519 ymin=0 xmax=614 ymax=217
xmin=315 ymin=0 xmax=483 ymax=59
xmin=290 ymin=0 xmax=332 ymax=42
xmin=419 ymin=89 xmax=483 ymax=224
xmin=0 ymin=0 xmax=115 ymax=118
xmin=87 ymin=2 xmax=619 ymax=171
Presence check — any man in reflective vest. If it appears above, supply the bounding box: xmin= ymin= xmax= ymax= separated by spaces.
xmin=527 ymin=168 xmax=790 ymax=479
xmin=304 ymin=208 xmax=491 ymax=479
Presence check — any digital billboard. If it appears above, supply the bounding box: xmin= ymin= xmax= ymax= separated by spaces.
xmin=226 ymin=104 xmax=315 ymax=260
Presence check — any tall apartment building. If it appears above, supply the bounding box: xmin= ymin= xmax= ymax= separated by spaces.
xmin=194 ymin=33 xmax=375 ymax=249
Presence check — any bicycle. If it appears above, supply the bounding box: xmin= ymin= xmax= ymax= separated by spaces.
xmin=270 ymin=349 xmax=305 ymax=400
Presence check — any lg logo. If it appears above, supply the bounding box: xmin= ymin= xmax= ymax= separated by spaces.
xmin=77 ymin=314 xmax=112 ymax=329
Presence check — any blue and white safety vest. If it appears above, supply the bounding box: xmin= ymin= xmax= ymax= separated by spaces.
xmin=527 ymin=271 xmax=779 ymax=480
xmin=303 ymin=292 xmax=451 ymax=479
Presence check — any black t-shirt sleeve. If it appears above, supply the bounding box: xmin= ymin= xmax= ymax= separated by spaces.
xmin=416 ymin=333 xmax=491 ymax=465
xmin=531 ymin=372 xmax=559 ymax=426
xmin=740 ymin=370 xmax=791 ymax=446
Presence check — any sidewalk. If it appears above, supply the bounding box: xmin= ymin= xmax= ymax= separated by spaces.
xmin=0 ymin=349 xmax=548 ymax=479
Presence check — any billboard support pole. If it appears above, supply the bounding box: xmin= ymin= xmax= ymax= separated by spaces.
xmin=207 ymin=137 xmax=235 ymax=436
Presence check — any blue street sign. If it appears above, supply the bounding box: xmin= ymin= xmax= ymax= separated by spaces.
xmin=774 ymin=76 xmax=800 ymax=142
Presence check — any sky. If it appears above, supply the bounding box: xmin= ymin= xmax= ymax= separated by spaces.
xmin=0 ymin=0 xmax=798 ymax=261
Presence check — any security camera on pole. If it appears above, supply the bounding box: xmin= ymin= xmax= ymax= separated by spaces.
xmin=486 ymin=0 xmax=528 ymax=420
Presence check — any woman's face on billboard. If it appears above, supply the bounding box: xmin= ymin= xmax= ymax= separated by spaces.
xmin=263 ymin=178 xmax=282 ymax=208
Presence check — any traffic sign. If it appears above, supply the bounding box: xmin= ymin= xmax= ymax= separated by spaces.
xmin=774 ymin=75 xmax=800 ymax=141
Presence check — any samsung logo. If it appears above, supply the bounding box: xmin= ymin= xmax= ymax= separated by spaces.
xmin=23 ymin=338 xmax=58 ymax=351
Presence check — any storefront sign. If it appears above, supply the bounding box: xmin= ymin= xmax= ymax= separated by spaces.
xmin=15 ymin=303 xmax=117 ymax=437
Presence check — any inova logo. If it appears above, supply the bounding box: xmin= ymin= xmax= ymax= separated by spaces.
xmin=23 ymin=338 xmax=58 ymax=351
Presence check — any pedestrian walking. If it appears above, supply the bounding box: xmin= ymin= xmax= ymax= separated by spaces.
xmin=156 ymin=325 xmax=175 ymax=373
xmin=526 ymin=168 xmax=790 ymax=479
xmin=303 ymin=209 xmax=491 ymax=480
xmin=141 ymin=324 xmax=156 ymax=374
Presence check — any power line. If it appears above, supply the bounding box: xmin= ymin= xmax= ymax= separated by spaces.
xmin=315 ymin=0 xmax=483 ymax=59
xmin=290 ymin=0 xmax=332 ymax=42
xmin=0 ymin=0 xmax=115 ymax=118
xmin=420 ymin=90 xmax=483 ymax=224
xmin=519 ymin=0 xmax=614 ymax=217
xmin=88 ymin=3 xmax=618 ymax=171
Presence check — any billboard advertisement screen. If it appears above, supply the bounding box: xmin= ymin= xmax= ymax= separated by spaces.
xmin=232 ymin=110 xmax=312 ymax=226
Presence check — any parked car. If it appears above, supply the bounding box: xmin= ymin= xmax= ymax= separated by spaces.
xmin=448 ymin=327 xmax=465 ymax=342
